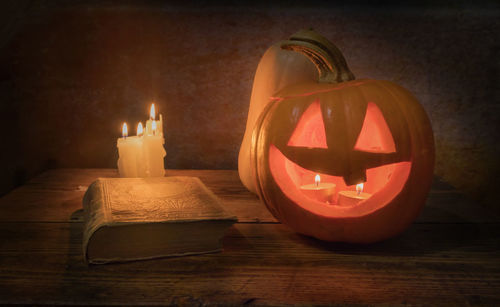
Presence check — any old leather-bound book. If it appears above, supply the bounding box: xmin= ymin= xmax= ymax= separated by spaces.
xmin=82 ymin=176 xmax=237 ymax=264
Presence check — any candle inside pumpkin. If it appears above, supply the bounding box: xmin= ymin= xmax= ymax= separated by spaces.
xmin=300 ymin=174 xmax=336 ymax=203
xmin=337 ymin=183 xmax=372 ymax=207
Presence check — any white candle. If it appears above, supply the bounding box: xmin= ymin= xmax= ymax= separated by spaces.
xmin=117 ymin=123 xmax=145 ymax=177
xmin=300 ymin=174 xmax=336 ymax=203
xmin=143 ymin=104 xmax=166 ymax=176
xmin=143 ymin=119 xmax=166 ymax=177
xmin=338 ymin=183 xmax=371 ymax=207
xmin=159 ymin=113 xmax=163 ymax=135
xmin=145 ymin=104 xmax=163 ymax=136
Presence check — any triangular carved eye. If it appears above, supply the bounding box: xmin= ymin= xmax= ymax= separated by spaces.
xmin=287 ymin=101 xmax=328 ymax=148
xmin=354 ymin=102 xmax=396 ymax=153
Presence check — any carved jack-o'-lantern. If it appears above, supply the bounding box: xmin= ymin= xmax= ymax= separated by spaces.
xmin=245 ymin=30 xmax=434 ymax=243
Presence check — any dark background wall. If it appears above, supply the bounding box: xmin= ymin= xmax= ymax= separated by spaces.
xmin=0 ymin=1 xmax=499 ymax=211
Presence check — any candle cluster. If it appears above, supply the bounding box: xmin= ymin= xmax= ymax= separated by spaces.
xmin=117 ymin=104 xmax=166 ymax=177
xmin=300 ymin=174 xmax=372 ymax=206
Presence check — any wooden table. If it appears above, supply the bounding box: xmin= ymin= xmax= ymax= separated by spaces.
xmin=0 ymin=169 xmax=499 ymax=305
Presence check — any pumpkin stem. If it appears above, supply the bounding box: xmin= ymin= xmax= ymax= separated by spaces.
xmin=281 ymin=29 xmax=355 ymax=84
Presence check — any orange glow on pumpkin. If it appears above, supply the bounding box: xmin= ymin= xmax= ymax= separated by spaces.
xmin=287 ymin=101 xmax=328 ymax=148
xmin=268 ymin=99 xmax=412 ymax=217
xmin=269 ymin=144 xmax=411 ymax=217
xmin=354 ymin=102 xmax=396 ymax=153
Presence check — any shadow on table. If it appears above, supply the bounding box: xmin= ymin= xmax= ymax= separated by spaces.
xmin=59 ymin=208 xmax=109 ymax=302
xmin=62 ymin=189 xmax=498 ymax=266
xmin=291 ymin=177 xmax=499 ymax=257
xmin=291 ymin=206 xmax=499 ymax=257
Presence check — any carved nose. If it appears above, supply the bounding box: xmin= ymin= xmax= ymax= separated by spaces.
xmin=343 ymin=169 xmax=367 ymax=186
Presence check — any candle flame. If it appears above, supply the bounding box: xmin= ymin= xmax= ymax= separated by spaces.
xmin=122 ymin=122 xmax=128 ymax=138
xmin=356 ymin=183 xmax=364 ymax=195
xmin=152 ymin=120 xmax=157 ymax=133
xmin=137 ymin=122 xmax=143 ymax=136
xmin=150 ymin=103 xmax=156 ymax=120
xmin=315 ymin=174 xmax=320 ymax=187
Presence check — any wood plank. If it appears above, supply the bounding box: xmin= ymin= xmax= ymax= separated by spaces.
xmin=1 ymin=169 xmax=499 ymax=305
xmin=0 ymin=221 xmax=499 ymax=305
xmin=2 ymin=169 xmax=499 ymax=224
xmin=0 ymin=169 xmax=276 ymax=223
xmin=417 ymin=190 xmax=500 ymax=223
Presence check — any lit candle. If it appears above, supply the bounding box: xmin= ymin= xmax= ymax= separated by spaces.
xmin=137 ymin=122 xmax=144 ymax=136
xmin=145 ymin=103 xmax=164 ymax=136
xmin=145 ymin=103 xmax=154 ymax=134
xmin=143 ymin=104 xmax=166 ymax=177
xmin=117 ymin=122 xmax=145 ymax=177
xmin=123 ymin=122 xmax=128 ymax=137
xmin=117 ymin=104 xmax=166 ymax=178
xmin=337 ymin=183 xmax=372 ymax=207
xmin=300 ymin=174 xmax=336 ymax=203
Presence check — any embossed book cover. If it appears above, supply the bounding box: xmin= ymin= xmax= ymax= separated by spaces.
xmin=83 ymin=177 xmax=237 ymax=264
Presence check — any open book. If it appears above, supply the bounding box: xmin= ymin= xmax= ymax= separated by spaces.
xmin=83 ymin=176 xmax=237 ymax=264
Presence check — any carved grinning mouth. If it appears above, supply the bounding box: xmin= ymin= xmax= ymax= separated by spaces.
xmin=268 ymin=145 xmax=412 ymax=218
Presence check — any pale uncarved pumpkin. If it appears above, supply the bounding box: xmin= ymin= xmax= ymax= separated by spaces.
xmin=238 ymin=30 xmax=342 ymax=193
